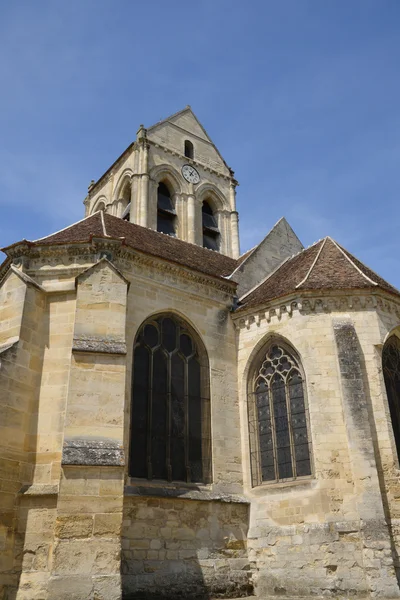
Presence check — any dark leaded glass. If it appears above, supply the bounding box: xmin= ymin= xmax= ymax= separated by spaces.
xmin=130 ymin=315 xmax=210 ymax=484
xmin=383 ymin=336 xmax=400 ymax=461
xmin=188 ymin=358 xmax=202 ymax=482
xmin=249 ymin=343 xmax=312 ymax=485
xmin=162 ymin=318 xmax=177 ymax=352
xmin=130 ymin=346 xmax=149 ymax=478
xmin=180 ymin=334 xmax=193 ymax=357
xmin=144 ymin=324 xmax=159 ymax=348
xmin=151 ymin=349 xmax=167 ymax=480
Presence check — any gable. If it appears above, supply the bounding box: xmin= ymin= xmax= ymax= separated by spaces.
xmin=147 ymin=108 xmax=230 ymax=174
xmin=233 ymin=218 xmax=304 ymax=298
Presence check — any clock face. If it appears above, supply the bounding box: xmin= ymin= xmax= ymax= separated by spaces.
xmin=182 ymin=164 xmax=200 ymax=184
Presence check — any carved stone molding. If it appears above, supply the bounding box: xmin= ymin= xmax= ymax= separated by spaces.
xmin=62 ymin=438 xmax=125 ymax=466
xmin=4 ymin=239 xmax=236 ymax=304
xmin=233 ymin=292 xmax=400 ymax=331
xmin=72 ymin=336 xmax=127 ymax=355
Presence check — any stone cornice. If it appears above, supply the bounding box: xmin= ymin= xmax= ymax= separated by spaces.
xmin=9 ymin=239 xmax=235 ymax=305
xmin=232 ymin=290 xmax=400 ymax=331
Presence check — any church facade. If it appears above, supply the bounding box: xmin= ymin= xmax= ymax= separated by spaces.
xmin=1 ymin=107 xmax=400 ymax=599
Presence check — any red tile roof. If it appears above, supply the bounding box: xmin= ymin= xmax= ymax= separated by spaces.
xmin=238 ymin=237 xmax=400 ymax=311
xmin=2 ymin=212 xmax=238 ymax=282
xmin=3 ymin=216 xmax=398 ymax=308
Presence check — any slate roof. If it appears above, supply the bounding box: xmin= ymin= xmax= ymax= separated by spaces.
xmin=2 ymin=212 xmax=237 ymax=282
xmin=238 ymin=236 xmax=400 ymax=311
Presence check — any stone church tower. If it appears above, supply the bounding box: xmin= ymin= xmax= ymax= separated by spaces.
xmin=1 ymin=108 xmax=400 ymax=600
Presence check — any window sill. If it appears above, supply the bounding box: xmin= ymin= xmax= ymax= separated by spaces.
xmin=250 ymin=476 xmax=316 ymax=496
xmin=125 ymin=479 xmax=249 ymax=504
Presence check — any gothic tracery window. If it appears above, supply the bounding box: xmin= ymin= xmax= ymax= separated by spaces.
xmin=157 ymin=182 xmax=176 ymax=236
xmin=383 ymin=336 xmax=400 ymax=462
xmin=130 ymin=314 xmax=211 ymax=483
xmin=248 ymin=342 xmax=312 ymax=486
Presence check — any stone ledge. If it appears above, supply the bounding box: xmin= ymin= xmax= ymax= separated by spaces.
xmin=19 ymin=483 xmax=59 ymax=496
xmin=62 ymin=437 xmax=125 ymax=466
xmin=72 ymin=336 xmax=127 ymax=354
xmin=124 ymin=483 xmax=249 ymax=504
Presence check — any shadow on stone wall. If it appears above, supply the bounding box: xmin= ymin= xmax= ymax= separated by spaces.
xmin=358 ymin=342 xmax=400 ymax=584
xmin=120 ymin=484 xmax=252 ymax=600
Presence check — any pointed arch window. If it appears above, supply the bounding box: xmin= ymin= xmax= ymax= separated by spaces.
xmin=248 ymin=342 xmax=312 ymax=486
xmin=202 ymin=201 xmax=220 ymax=251
xmin=130 ymin=314 xmax=211 ymax=483
xmin=383 ymin=336 xmax=400 ymax=461
xmin=184 ymin=140 xmax=194 ymax=159
xmin=157 ymin=182 xmax=176 ymax=236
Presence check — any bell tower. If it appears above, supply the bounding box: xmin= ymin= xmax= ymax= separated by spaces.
xmin=85 ymin=107 xmax=240 ymax=258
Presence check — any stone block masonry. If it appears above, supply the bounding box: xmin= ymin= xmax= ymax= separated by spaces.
xmin=121 ymin=495 xmax=252 ymax=599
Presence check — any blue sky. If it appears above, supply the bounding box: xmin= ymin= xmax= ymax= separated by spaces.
xmin=1 ymin=1 xmax=400 ymax=286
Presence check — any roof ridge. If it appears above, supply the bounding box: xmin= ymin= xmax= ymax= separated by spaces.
xmin=337 ymin=240 xmax=400 ymax=295
xmin=238 ymin=238 xmax=327 ymax=304
xmin=295 ymin=238 xmax=327 ymax=289
xmin=33 ymin=212 xmax=100 ymax=243
xmin=100 ymin=210 xmax=107 ymax=236
xmin=328 ymin=236 xmax=378 ymax=287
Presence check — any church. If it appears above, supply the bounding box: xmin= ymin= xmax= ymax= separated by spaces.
xmin=1 ymin=107 xmax=400 ymax=600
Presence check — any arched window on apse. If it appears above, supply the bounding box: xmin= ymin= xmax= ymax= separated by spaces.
xmin=202 ymin=201 xmax=220 ymax=251
xmin=248 ymin=341 xmax=312 ymax=486
xmin=383 ymin=335 xmax=400 ymax=461
xmin=130 ymin=314 xmax=211 ymax=483
xmin=96 ymin=201 xmax=105 ymax=212
xmin=157 ymin=182 xmax=176 ymax=236
xmin=184 ymin=140 xmax=194 ymax=159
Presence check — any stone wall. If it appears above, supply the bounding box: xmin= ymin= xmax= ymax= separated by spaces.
xmin=121 ymin=494 xmax=251 ymax=598
xmin=0 ymin=269 xmax=48 ymax=598
xmin=236 ymin=300 xmax=400 ymax=598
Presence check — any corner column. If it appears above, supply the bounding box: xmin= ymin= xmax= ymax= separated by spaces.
xmin=187 ymin=183 xmax=196 ymax=244
xmin=137 ymin=125 xmax=149 ymax=228
xmin=229 ymin=182 xmax=240 ymax=259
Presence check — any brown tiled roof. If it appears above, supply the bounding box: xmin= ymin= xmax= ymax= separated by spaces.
xmin=238 ymin=237 xmax=400 ymax=311
xmin=2 ymin=212 xmax=237 ymax=282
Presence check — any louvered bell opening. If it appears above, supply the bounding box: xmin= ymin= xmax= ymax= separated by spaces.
xmin=158 ymin=195 xmax=176 ymax=215
xmin=122 ymin=202 xmax=131 ymax=221
xmin=202 ymin=212 xmax=218 ymax=231
xmin=157 ymin=213 xmax=176 ymax=236
xmin=203 ymin=233 xmax=219 ymax=251
xmin=157 ymin=183 xmax=176 ymax=215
